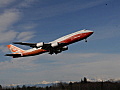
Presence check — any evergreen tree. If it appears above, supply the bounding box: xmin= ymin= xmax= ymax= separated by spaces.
xmin=22 ymin=85 xmax=27 ymax=90
xmin=0 ymin=85 xmax=2 ymax=90
xmin=69 ymin=82 xmax=73 ymax=90
xmin=84 ymin=77 xmax=87 ymax=83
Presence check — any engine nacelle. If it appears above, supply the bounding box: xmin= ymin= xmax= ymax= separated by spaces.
xmin=54 ymin=46 xmax=68 ymax=54
xmin=51 ymin=42 xmax=59 ymax=47
xmin=36 ymin=42 xmax=44 ymax=47
xmin=60 ymin=46 xmax=68 ymax=51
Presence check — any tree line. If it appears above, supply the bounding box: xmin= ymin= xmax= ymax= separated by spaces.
xmin=1 ymin=77 xmax=120 ymax=90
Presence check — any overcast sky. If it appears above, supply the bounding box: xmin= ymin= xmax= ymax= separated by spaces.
xmin=0 ymin=0 xmax=120 ymax=86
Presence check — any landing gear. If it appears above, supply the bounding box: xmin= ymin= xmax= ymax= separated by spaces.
xmin=85 ymin=39 xmax=87 ymax=42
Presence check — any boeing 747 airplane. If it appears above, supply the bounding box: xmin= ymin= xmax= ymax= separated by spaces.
xmin=5 ymin=29 xmax=94 ymax=58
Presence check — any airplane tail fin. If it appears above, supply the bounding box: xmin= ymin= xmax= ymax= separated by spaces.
xmin=7 ymin=44 xmax=25 ymax=54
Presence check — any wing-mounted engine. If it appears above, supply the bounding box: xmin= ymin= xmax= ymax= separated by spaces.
xmin=46 ymin=42 xmax=67 ymax=54
xmin=36 ymin=42 xmax=44 ymax=47
xmin=36 ymin=42 xmax=61 ymax=48
xmin=60 ymin=46 xmax=68 ymax=51
xmin=51 ymin=46 xmax=68 ymax=54
xmin=51 ymin=42 xmax=59 ymax=47
xmin=34 ymin=42 xmax=51 ymax=49
xmin=51 ymin=42 xmax=67 ymax=47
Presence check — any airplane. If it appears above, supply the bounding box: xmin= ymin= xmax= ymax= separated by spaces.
xmin=5 ymin=29 xmax=94 ymax=58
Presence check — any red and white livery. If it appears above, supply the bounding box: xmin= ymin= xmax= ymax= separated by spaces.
xmin=5 ymin=29 xmax=94 ymax=58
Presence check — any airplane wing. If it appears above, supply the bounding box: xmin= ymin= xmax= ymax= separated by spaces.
xmin=13 ymin=42 xmax=67 ymax=54
xmin=13 ymin=42 xmax=51 ymax=49
xmin=13 ymin=42 xmax=36 ymax=48
xmin=13 ymin=42 xmax=66 ymax=48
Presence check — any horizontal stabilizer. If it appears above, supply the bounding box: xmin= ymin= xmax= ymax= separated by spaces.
xmin=5 ymin=54 xmax=21 ymax=57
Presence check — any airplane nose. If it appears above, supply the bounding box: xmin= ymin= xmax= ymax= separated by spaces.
xmin=90 ymin=31 xmax=94 ymax=36
xmin=87 ymin=31 xmax=94 ymax=36
xmin=91 ymin=31 xmax=94 ymax=34
xmin=88 ymin=30 xmax=94 ymax=35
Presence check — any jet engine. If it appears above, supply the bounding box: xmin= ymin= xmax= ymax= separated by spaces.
xmin=60 ymin=46 xmax=68 ymax=51
xmin=36 ymin=42 xmax=44 ymax=47
xmin=51 ymin=42 xmax=59 ymax=47
xmin=53 ymin=46 xmax=68 ymax=54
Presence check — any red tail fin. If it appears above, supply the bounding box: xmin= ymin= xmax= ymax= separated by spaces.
xmin=7 ymin=44 xmax=25 ymax=54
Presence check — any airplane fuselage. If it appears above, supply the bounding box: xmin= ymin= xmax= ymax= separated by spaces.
xmin=6 ymin=29 xmax=94 ymax=58
xmin=22 ymin=30 xmax=93 ymax=56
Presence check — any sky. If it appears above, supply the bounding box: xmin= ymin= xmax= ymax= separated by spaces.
xmin=0 ymin=0 xmax=120 ymax=86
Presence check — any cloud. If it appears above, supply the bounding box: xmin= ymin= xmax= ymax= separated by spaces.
xmin=91 ymin=26 xmax=120 ymax=41
xmin=16 ymin=0 xmax=36 ymax=8
xmin=1 ymin=53 xmax=120 ymax=85
xmin=0 ymin=0 xmax=38 ymax=85
xmin=0 ymin=1 xmax=37 ymax=43
xmin=0 ymin=0 xmax=15 ymax=7
xmin=20 ymin=24 xmax=37 ymax=30
xmin=0 ymin=9 xmax=20 ymax=43
xmin=0 ymin=45 xmax=9 ymax=53
xmin=0 ymin=30 xmax=18 ymax=43
xmin=16 ymin=31 xmax=35 ymax=41
xmin=36 ymin=53 xmax=120 ymax=81
xmin=0 ymin=56 xmax=38 ymax=70
xmin=15 ymin=23 xmax=38 ymax=31
xmin=0 ymin=9 xmax=21 ymax=32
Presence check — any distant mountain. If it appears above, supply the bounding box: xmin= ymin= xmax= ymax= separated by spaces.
xmin=6 ymin=79 xmax=120 ymax=88
xmin=17 ymin=83 xmax=52 ymax=88
xmin=7 ymin=81 xmax=60 ymax=88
